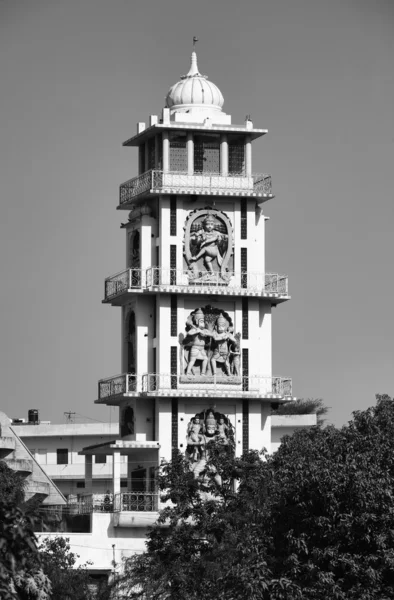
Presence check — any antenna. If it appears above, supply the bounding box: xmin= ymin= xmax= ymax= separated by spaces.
xmin=193 ymin=36 xmax=199 ymax=48
xmin=64 ymin=411 xmax=76 ymax=423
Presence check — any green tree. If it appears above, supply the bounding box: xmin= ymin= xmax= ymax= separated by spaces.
xmin=0 ymin=462 xmax=52 ymax=600
xmin=39 ymin=536 xmax=111 ymax=600
xmin=116 ymin=394 xmax=394 ymax=600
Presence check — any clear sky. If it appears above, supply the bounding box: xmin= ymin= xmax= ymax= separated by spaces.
xmin=0 ymin=0 xmax=393 ymax=427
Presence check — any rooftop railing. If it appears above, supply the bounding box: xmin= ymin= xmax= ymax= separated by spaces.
xmin=97 ymin=373 xmax=293 ymax=401
xmin=119 ymin=170 xmax=272 ymax=205
xmin=104 ymin=268 xmax=288 ymax=301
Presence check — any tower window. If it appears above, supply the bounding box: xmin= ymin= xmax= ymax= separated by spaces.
xmin=194 ymin=133 xmax=220 ymax=173
xmin=241 ymin=248 xmax=248 ymax=288
xmin=147 ymin=137 xmax=155 ymax=170
xmin=229 ymin=140 xmax=245 ymax=174
xmin=171 ymin=346 xmax=177 ymax=389
xmin=171 ymin=398 xmax=178 ymax=459
xmin=170 ymin=295 xmax=177 ymax=337
xmin=170 ymin=196 xmax=177 ymax=236
xmin=170 ymin=245 xmax=177 ymax=285
xmin=242 ymin=400 xmax=249 ymax=453
xmin=240 ymin=198 xmax=247 ymax=239
xmin=169 ymin=133 xmax=187 ymax=172
xmin=242 ymin=298 xmax=249 ymax=339
xmin=242 ymin=348 xmax=249 ymax=391
xmin=139 ymin=145 xmax=145 ymax=174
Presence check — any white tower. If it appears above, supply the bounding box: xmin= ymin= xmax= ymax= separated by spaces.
xmin=83 ymin=47 xmax=292 ymax=518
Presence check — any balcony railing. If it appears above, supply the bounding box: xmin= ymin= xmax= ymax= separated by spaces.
xmin=65 ymin=491 xmax=159 ymax=514
xmin=97 ymin=373 xmax=292 ymax=401
xmin=98 ymin=373 xmax=137 ymax=399
xmin=104 ymin=268 xmax=288 ymax=301
xmin=119 ymin=170 xmax=272 ymax=205
xmin=114 ymin=491 xmax=159 ymax=512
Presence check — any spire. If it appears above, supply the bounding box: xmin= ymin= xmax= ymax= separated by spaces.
xmin=185 ymin=50 xmax=200 ymax=77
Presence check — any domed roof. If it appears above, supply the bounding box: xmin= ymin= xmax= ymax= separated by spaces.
xmin=165 ymin=51 xmax=224 ymax=112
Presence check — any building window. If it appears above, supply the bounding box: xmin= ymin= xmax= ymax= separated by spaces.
xmin=194 ymin=133 xmax=220 ymax=173
xmin=241 ymin=248 xmax=248 ymax=288
xmin=120 ymin=480 xmax=128 ymax=488
xmin=171 ymin=398 xmax=178 ymax=459
xmin=229 ymin=140 xmax=245 ymax=174
xmin=56 ymin=448 xmax=68 ymax=465
xmin=170 ymin=245 xmax=176 ymax=285
xmin=242 ymin=348 xmax=249 ymax=392
xmin=242 ymin=400 xmax=249 ymax=453
xmin=95 ymin=455 xmax=106 ymax=464
xmin=171 ymin=346 xmax=177 ymax=389
xmin=169 ymin=133 xmax=187 ymax=171
xmin=76 ymin=482 xmax=85 ymax=489
xmin=242 ymin=298 xmax=249 ymax=339
xmin=170 ymin=195 xmax=177 ymax=236
xmin=170 ymin=295 xmax=177 ymax=337
xmin=241 ymin=198 xmax=247 ymax=239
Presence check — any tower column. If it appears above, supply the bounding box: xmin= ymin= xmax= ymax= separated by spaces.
xmin=162 ymin=131 xmax=169 ymax=172
xmin=112 ymin=451 xmax=121 ymax=496
xmin=245 ymin=135 xmax=252 ymax=176
xmin=220 ymin=134 xmax=228 ymax=175
xmin=187 ymin=132 xmax=194 ymax=175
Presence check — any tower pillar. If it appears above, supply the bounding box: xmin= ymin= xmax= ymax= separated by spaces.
xmin=162 ymin=131 xmax=169 ymax=172
xmin=245 ymin=135 xmax=252 ymax=176
xmin=187 ymin=132 xmax=194 ymax=174
xmin=220 ymin=133 xmax=228 ymax=175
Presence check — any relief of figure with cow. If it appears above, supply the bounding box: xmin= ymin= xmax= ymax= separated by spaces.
xmin=179 ymin=305 xmax=241 ymax=385
xmin=183 ymin=207 xmax=234 ymax=285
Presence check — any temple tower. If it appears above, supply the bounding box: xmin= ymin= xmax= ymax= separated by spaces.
xmin=83 ymin=47 xmax=292 ymax=508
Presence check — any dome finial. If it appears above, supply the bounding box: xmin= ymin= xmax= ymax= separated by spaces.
xmin=185 ymin=37 xmax=201 ymax=78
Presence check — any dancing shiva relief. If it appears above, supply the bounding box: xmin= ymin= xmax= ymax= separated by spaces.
xmin=183 ymin=208 xmax=234 ymax=284
xmin=179 ymin=305 xmax=241 ymax=384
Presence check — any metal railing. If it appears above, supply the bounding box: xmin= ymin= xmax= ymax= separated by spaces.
xmin=114 ymin=492 xmax=159 ymax=512
xmin=119 ymin=170 xmax=272 ymax=204
xmin=97 ymin=373 xmax=292 ymax=400
xmin=104 ymin=268 xmax=288 ymax=300
xmin=141 ymin=373 xmax=292 ymax=397
xmin=98 ymin=374 xmax=137 ymax=399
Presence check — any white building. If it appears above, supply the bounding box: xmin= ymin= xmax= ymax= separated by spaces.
xmin=28 ymin=46 xmax=316 ymax=575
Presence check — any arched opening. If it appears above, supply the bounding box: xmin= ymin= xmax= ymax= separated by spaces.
xmin=127 ymin=310 xmax=136 ymax=373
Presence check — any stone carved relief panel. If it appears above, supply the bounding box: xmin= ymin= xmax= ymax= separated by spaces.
xmin=179 ymin=305 xmax=241 ymax=384
xmin=183 ymin=208 xmax=234 ymax=284
xmin=186 ymin=408 xmax=234 ymax=476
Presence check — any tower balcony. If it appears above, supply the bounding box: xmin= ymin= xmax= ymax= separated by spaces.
xmin=103 ymin=268 xmax=289 ymax=304
xmin=118 ymin=170 xmax=273 ymax=208
xmin=96 ymin=373 xmax=293 ymax=404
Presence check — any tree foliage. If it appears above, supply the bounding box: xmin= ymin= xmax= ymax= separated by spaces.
xmin=117 ymin=394 xmax=394 ymax=600
xmin=271 ymin=398 xmax=328 ymax=423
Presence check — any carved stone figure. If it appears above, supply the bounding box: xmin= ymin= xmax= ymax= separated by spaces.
xmin=210 ymin=314 xmax=237 ymax=376
xmin=184 ymin=308 xmax=214 ymax=376
xmin=181 ymin=306 xmax=241 ymax=380
xmin=184 ymin=208 xmax=234 ymax=283
xmin=185 ymin=409 xmax=234 ymax=474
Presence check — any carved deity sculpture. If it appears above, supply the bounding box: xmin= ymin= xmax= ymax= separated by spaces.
xmin=189 ymin=213 xmax=228 ymax=273
xmin=210 ymin=314 xmax=237 ymax=376
xmin=184 ymin=308 xmax=214 ymax=376
xmin=184 ymin=209 xmax=234 ymax=283
xmin=181 ymin=306 xmax=241 ymax=379
xmin=186 ymin=409 xmax=234 ymax=470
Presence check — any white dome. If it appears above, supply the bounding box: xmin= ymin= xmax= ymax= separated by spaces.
xmin=166 ymin=52 xmax=224 ymax=112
